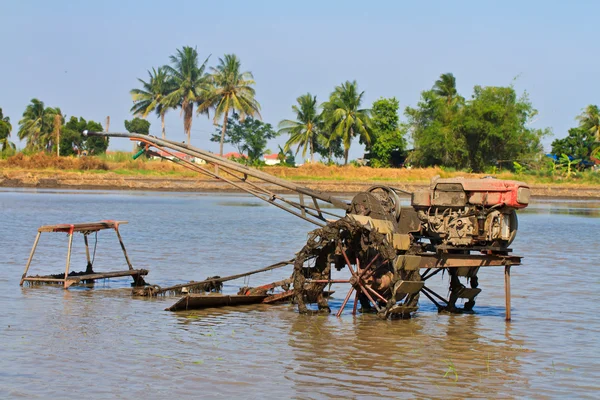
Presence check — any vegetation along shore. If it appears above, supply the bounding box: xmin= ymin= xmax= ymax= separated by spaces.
xmin=1 ymin=46 xmax=598 ymax=191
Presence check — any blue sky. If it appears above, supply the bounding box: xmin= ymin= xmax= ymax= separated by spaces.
xmin=2 ymin=0 xmax=598 ymax=160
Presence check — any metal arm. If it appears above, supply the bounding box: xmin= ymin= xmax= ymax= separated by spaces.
xmin=84 ymin=131 xmax=349 ymax=226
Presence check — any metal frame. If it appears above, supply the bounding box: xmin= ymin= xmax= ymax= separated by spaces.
xmin=20 ymin=220 xmax=147 ymax=289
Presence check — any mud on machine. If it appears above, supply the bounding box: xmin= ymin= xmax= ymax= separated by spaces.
xmin=84 ymin=130 xmax=529 ymax=321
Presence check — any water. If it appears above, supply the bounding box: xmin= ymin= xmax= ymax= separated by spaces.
xmin=0 ymin=189 xmax=599 ymax=399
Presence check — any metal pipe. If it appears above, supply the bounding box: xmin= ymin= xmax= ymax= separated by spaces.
xmin=505 ymin=265 xmax=511 ymax=321
xmin=20 ymin=232 xmax=41 ymax=286
xmin=63 ymin=231 xmax=74 ymax=289
xmin=115 ymin=227 xmax=133 ymax=270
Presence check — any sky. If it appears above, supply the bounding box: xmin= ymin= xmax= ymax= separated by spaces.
xmin=1 ymin=0 xmax=598 ymax=161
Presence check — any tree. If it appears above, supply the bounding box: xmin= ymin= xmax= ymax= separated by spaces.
xmin=321 ymin=80 xmax=372 ymax=165
xmin=278 ymin=93 xmax=322 ymax=163
xmin=0 ymin=108 xmax=15 ymax=152
xmin=457 ymin=86 xmax=546 ymax=171
xmin=210 ymin=114 xmax=276 ymax=165
xmin=17 ymin=99 xmax=62 ymax=151
xmin=366 ymin=97 xmax=407 ymax=167
xmin=433 ymin=73 xmax=459 ymax=105
xmin=61 ymin=117 xmax=106 ymax=156
xmin=124 ymin=118 xmax=151 ymax=135
xmin=162 ymin=46 xmax=210 ymax=144
xmin=576 ymin=104 xmax=600 ymax=141
xmin=130 ymin=67 xmax=173 ymax=139
xmin=406 ymin=79 xmax=548 ymax=172
xmin=551 ymin=127 xmax=597 ymax=162
xmin=315 ymin=131 xmax=344 ymax=163
xmin=405 ymin=90 xmax=465 ymax=167
xmin=198 ymin=54 xmax=261 ymax=158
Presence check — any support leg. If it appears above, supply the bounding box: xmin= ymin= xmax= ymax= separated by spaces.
xmin=20 ymin=232 xmax=41 ymax=286
xmin=64 ymin=233 xmax=74 ymax=289
xmin=115 ymin=228 xmax=133 ymax=271
xmin=505 ymin=265 xmax=511 ymax=321
xmin=83 ymin=234 xmax=93 ymax=274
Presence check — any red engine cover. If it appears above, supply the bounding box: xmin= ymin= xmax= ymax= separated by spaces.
xmin=437 ymin=177 xmax=530 ymax=208
xmin=411 ymin=177 xmax=530 ymax=209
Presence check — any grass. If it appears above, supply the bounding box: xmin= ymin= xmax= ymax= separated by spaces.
xmin=1 ymin=152 xmax=599 ymax=186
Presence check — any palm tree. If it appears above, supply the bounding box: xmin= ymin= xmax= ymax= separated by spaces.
xmin=576 ymin=104 xmax=600 ymax=141
xmin=321 ymin=80 xmax=372 ymax=165
xmin=198 ymin=54 xmax=261 ymax=157
xmin=130 ymin=67 xmax=174 ymax=139
xmin=433 ymin=73 xmax=458 ymax=105
xmin=18 ymin=99 xmax=61 ymax=151
xmin=278 ymin=93 xmax=321 ymax=163
xmin=0 ymin=108 xmax=15 ymax=151
xmin=162 ymin=46 xmax=210 ymax=144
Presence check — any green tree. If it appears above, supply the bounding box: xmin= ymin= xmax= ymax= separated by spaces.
xmin=315 ymin=132 xmax=344 ymax=163
xmin=405 ymin=90 xmax=466 ymax=167
xmin=457 ymin=86 xmax=547 ymax=171
xmin=433 ymin=73 xmax=459 ymax=105
xmin=130 ymin=67 xmax=173 ymax=139
xmin=124 ymin=118 xmax=151 ymax=135
xmin=576 ymin=104 xmax=600 ymax=141
xmin=278 ymin=93 xmax=322 ymax=163
xmin=17 ymin=99 xmax=62 ymax=151
xmin=0 ymin=108 xmax=15 ymax=151
xmin=162 ymin=46 xmax=210 ymax=144
xmin=198 ymin=54 xmax=261 ymax=158
xmin=61 ymin=117 xmax=106 ymax=155
xmin=321 ymin=80 xmax=372 ymax=165
xmin=210 ymin=114 xmax=276 ymax=165
xmin=551 ymin=127 xmax=597 ymax=162
xmin=367 ymin=97 xmax=407 ymax=167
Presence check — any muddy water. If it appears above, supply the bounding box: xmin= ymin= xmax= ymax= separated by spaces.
xmin=0 ymin=189 xmax=599 ymax=399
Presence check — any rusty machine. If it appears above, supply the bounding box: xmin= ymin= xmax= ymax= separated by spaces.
xmin=84 ymin=131 xmax=529 ymax=320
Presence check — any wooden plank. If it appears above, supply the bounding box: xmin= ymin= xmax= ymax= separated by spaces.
xmin=38 ymin=221 xmax=128 ymax=233
xmin=166 ymin=294 xmax=268 ymax=311
xmin=23 ymin=269 xmax=148 ymax=284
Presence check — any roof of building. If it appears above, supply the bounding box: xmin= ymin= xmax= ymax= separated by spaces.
xmin=223 ymin=152 xmax=247 ymax=159
xmin=263 ymin=153 xmax=280 ymax=160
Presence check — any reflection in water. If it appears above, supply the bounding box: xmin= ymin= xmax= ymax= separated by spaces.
xmin=0 ymin=190 xmax=599 ymax=398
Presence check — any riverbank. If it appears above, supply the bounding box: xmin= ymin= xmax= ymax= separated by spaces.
xmin=2 ymin=168 xmax=600 ymax=199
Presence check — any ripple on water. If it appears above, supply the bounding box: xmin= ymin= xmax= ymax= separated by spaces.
xmin=0 ymin=191 xmax=599 ymax=398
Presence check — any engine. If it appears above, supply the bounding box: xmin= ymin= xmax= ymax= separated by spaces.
xmin=411 ymin=177 xmax=530 ymax=248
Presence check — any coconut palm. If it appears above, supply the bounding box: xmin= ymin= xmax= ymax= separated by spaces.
xmin=197 ymin=54 xmax=261 ymax=157
xmin=321 ymin=81 xmax=372 ymax=165
xmin=162 ymin=46 xmax=210 ymax=144
xmin=18 ymin=99 xmax=62 ymax=151
xmin=0 ymin=108 xmax=15 ymax=151
xmin=130 ymin=67 xmax=174 ymax=139
xmin=278 ymin=93 xmax=321 ymax=163
xmin=433 ymin=73 xmax=458 ymax=105
xmin=576 ymin=104 xmax=600 ymax=141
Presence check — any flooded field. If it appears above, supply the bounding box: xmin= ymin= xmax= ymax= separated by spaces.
xmin=1 ymin=189 xmax=599 ymax=398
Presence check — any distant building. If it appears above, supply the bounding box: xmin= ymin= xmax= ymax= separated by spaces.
xmin=223 ymin=152 xmax=247 ymax=159
xmin=263 ymin=153 xmax=281 ymax=166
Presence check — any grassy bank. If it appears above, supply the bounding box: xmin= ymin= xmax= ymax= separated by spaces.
xmin=1 ymin=152 xmax=599 ymax=186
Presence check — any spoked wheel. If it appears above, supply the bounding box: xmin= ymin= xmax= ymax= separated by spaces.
xmin=292 ymin=216 xmax=422 ymax=319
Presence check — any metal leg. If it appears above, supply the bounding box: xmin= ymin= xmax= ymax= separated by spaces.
xmin=20 ymin=232 xmax=41 ymax=286
xmin=115 ymin=228 xmax=133 ymax=270
xmin=64 ymin=233 xmax=74 ymax=289
xmin=505 ymin=265 xmax=511 ymax=321
xmin=83 ymin=234 xmax=93 ymax=274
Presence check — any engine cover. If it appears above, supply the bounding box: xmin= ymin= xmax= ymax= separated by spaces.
xmin=411 ymin=177 xmax=529 ymax=248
